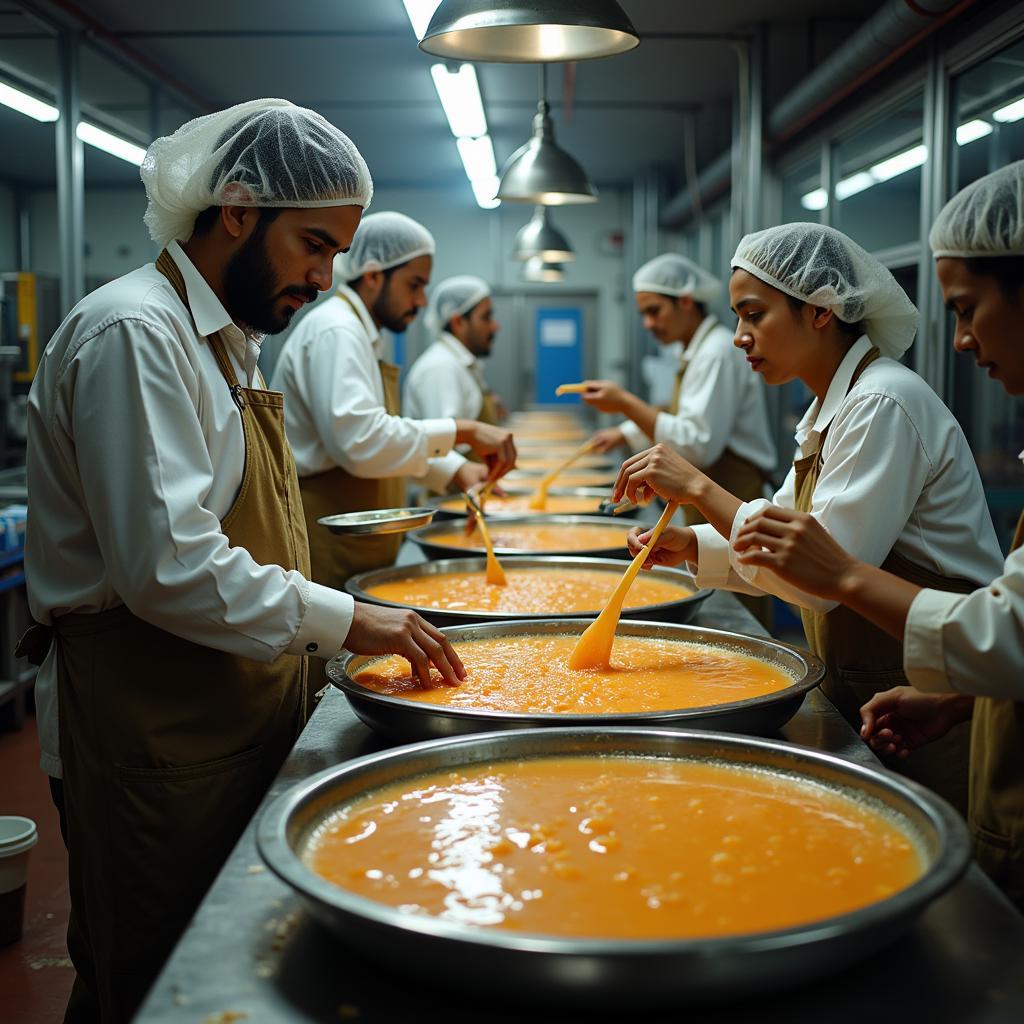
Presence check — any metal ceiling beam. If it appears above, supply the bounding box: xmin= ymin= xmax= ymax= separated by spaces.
xmin=55 ymin=28 xmax=84 ymax=313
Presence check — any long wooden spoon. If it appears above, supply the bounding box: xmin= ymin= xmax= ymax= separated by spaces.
xmin=528 ymin=439 xmax=597 ymax=511
xmin=462 ymin=491 xmax=507 ymax=586
xmin=568 ymin=501 xmax=679 ymax=670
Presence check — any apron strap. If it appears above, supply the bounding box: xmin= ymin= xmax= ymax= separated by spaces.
xmin=812 ymin=345 xmax=882 ymax=475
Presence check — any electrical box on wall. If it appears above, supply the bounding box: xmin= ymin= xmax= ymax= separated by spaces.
xmin=1 ymin=272 xmax=60 ymax=383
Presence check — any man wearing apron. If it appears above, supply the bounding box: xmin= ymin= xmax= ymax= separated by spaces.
xmin=583 ymin=253 xmax=777 ymax=526
xmin=404 ymin=275 xmax=504 ymax=428
xmin=731 ymin=160 xmax=1024 ymax=910
xmin=22 ymin=100 xmax=466 ymax=1023
xmin=271 ymin=214 xmax=516 ymax=593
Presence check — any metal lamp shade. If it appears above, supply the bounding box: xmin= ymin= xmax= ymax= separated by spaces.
xmin=513 ymin=206 xmax=575 ymax=262
xmin=497 ymin=101 xmax=597 ymax=205
xmin=523 ymin=255 xmax=566 ymax=282
xmin=419 ymin=0 xmax=640 ymax=63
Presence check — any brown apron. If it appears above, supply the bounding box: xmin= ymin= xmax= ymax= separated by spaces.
xmin=463 ymin=376 xmax=499 ymax=463
xmin=54 ymin=249 xmax=310 ymax=1022
xmin=797 ymin=346 xmax=975 ymax=814
xmin=299 ymin=293 xmax=405 ymax=587
xmin=968 ymin=510 xmax=1024 ymax=908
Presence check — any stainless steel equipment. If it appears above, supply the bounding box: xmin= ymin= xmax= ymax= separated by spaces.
xmin=421 ymin=487 xmax=637 ymax=520
xmin=326 ymin=619 xmax=825 ymax=740
xmin=345 ymin=556 xmax=709 ymax=628
xmin=256 ymin=726 xmax=970 ymax=1007
xmin=318 ymin=508 xmax=435 ymax=535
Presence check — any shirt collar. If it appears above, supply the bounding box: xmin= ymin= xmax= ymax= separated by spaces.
xmin=795 ymin=335 xmax=874 ymax=448
xmin=439 ymin=331 xmax=478 ymax=369
xmin=166 ymin=240 xmax=236 ymax=340
xmin=680 ymin=315 xmax=718 ymax=365
xmin=335 ymin=284 xmax=381 ymax=349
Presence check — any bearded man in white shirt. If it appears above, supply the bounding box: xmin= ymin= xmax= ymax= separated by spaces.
xmin=404 ymin=274 xmax=503 ymax=425
xmin=583 ymin=253 xmax=777 ymax=528
xmin=271 ymin=214 xmax=515 ymax=589
xmin=22 ymin=100 xmax=468 ymax=1023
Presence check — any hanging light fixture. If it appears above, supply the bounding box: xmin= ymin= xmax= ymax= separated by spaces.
xmin=523 ymin=255 xmax=566 ymax=282
xmin=419 ymin=0 xmax=639 ymax=63
xmin=513 ymin=205 xmax=575 ymax=261
xmin=498 ymin=66 xmax=597 ymax=204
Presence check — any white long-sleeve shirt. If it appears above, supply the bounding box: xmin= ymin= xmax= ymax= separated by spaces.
xmin=620 ymin=316 xmax=777 ymax=475
xmin=691 ymin=335 xmax=1004 ymax=613
xmin=26 ymin=242 xmax=355 ymax=778
xmin=404 ymin=332 xmax=488 ymax=421
xmin=270 ymin=286 xmax=464 ymax=492
xmin=903 ymin=451 xmax=1024 ymax=700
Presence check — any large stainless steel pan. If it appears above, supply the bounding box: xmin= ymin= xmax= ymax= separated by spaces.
xmin=326 ymin=618 xmax=825 ymax=740
xmin=345 ymin=556 xmax=710 ymax=628
xmin=420 ymin=487 xmax=638 ymax=520
xmin=257 ymin=727 xmax=970 ymax=1007
xmin=409 ymin=513 xmax=633 ymax=560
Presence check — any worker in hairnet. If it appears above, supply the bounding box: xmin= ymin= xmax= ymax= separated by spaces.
xmin=728 ymin=162 xmax=1024 ymax=909
xmin=404 ymin=274 xmax=503 ymax=424
xmin=584 ymin=253 xmax=777 ymax=528
xmin=613 ymin=222 xmax=1003 ymax=814
xmin=22 ymin=99 xmax=468 ymax=1023
xmin=271 ymin=214 xmax=515 ymax=590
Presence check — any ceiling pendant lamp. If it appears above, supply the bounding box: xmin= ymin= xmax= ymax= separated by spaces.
xmin=497 ymin=67 xmax=597 ymax=205
xmin=513 ymin=205 xmax=575 ymax=261
xmin=523 ymin=255 xmax=566 ymax=282
xmin=419 ymin=1 xmax=640 ymax=63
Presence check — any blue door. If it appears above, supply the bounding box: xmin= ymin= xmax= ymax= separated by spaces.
xmin=534 ymin=307 xmax=583 ymax=404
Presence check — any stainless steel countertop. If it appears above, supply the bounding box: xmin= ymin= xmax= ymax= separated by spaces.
xmin=136 ymin=588 xmax=1024 ymax=1022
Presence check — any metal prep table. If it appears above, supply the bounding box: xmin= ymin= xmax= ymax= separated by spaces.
xmin=136 ymin=584 xmax=1024 ymax=1023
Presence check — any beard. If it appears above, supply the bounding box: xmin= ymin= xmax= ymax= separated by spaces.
xmin=223 ymin=216 xmax=317 ymax=335
xmin=372 ymin=275 xmax=420 ymax=333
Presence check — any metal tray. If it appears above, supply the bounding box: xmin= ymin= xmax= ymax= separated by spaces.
xmin=317 ymin=508 xmax=434 ymax=535
xmin=327 ymin=618 xmax=825 ymax=741
xmin=409 ymin=513 xmax=634 ymax=560
xmin=420 ymin=487 xmax=638 ymax=520
xmin=257 ymin=727 xmax=969 ymax=1007
xmin=345 ymin=556 xmax=710 ymax=628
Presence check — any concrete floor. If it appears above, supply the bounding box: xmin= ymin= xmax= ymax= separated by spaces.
xmin=0 ymin=712 xmax=74 ymax=1022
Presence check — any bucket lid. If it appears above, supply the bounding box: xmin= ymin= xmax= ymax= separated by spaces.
xmin=0 ymin=816 xmax=38 ymax=857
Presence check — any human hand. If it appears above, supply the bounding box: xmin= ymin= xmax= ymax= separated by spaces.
xmin=345 ymin=603 xmax=466 ymax=688
xmin=612 ymin=443 xmax=708 ymax=506
xmin=455 ymin=421 xmax=517 ymax=481
xmin=625 ymin=523 xmax=696 ymax=569
xmin=732 ymin=506 xmax=858 ymax=601
xmin=452 ymin=462 xmax=490 ymax=494
xmin=588 ymin=427 xmax=627 ymax=454
xmin=579 ymin=380 xmax=630 ymax=413
xmin=860 ymin=686 xmax=975 ymax=760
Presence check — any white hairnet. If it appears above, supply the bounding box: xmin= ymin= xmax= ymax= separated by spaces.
xmin=333 ymin=211 xmax=435 ymax=282
xmin=141 ymin=98 xmax=373 ymax=247
xmin=731 ymin=223 xmax=919 ymax=359
xmin=929 ymin=160 xmax=1024 ymax=259
xmin=632 ymin=253 xmax=721 ymax=304
xmin=426 ymin=275 xmax=491 ymax=336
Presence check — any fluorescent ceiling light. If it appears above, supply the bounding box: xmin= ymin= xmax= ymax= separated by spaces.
xmin=0 ymin=81 xmax=58 ymax=122
xmin=76 ymin=122 xmax=147 ymax=165
xmin=870 ymin=144 xmax=927 ymax=183
xmin=956 ymin=119 xmax=993 ymax=145
xmin=430 ymin=63 xmax=487 ymax=139
xmin=471 ymin=176 xmax=501 ymax=210
xmin=402 ymin=0 xmax=442 ymax=40
xmin=834 ymin=171 xmax=875 ymax=200
xmin=457 ymin=135 xmax=497 ymax=182
xmin=799 ymin=188 xmax=828 ymax=211
xmin=993 ymin=96 xmax=1024 ymax=123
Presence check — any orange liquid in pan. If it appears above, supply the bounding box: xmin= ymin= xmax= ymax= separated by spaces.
xmin=365 ymin=568 xmax=691 ymax=616
xmin=436 ymin=494 xmax=605 ymax=515
xmin=305 ymin=755 xmax=923 ymax=939
xmin=353 ymin=634 xmax=791 ymax=714
xmin=507 ymin=470 xmax=616 ymax=487
xmin=427 ymin=523 xmax=627 ymax=553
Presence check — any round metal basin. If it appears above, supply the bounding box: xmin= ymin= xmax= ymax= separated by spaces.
xmin=326 ymin=618 xmax=825 ymax=741
xmin=257 ymin=727 xmax=970 ymax=1007
xmin=409 ymin=514 xmax=633 ymax=560
xmin=345 ymin=556 xmax=710 ymax=628
xmin=420 ymin=487 xmax=638 ymax=520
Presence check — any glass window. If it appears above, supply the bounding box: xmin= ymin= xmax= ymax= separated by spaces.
xmin=831 ymin=93 xmax=925 ymax=254
xmin=781 ymin=154 xmax=823 ymax=224
xmin=949 ymin=37 xmax=1024 ymax=551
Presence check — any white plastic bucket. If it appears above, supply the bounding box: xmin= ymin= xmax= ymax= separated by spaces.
xmin=0 ymin=815 xmax=38 ymax=944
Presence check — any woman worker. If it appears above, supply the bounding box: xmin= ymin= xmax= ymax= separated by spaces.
xmin=728 ymin=161 xmax=1024 ymax=909
xmin=615 ymin=222 xmax=1004 ymax=812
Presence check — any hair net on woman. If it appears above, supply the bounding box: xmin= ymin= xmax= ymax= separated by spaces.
xmin=141 ymin=98 xmax=373 ymax=247
xmin=929 ymin=160 xmax=1024 ymax=258
xmin=632 ymin=253 xmax=721 ymax=304
xmin=333 ymin=211 xmax=435 ymax=282
xmin=731 ymin=222 xmax=919 ymax=359
xmin=426 ymin=275 xmax=491 ymax=336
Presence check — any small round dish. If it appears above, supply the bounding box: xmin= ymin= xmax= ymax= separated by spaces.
xmin=318 ymin=508 xmax=435 ymax=536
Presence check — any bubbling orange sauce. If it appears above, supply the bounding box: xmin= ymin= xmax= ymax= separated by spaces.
xmin=508 ymin=470 xmax=616 ymax=487
xmin=364 ymin=568 xmax=691 ymax=616
xmin=304 ymin=755 xmax=924 ymax=939
xmin=515 ymin=456 xmax=610 ymax=471
xmin=427 ymin=523 xmax=627 ymax=553
xmin=353 ymin=634 xmax=792 ymax=713
xmin=436 ymin=494 xmax=605 ymax=515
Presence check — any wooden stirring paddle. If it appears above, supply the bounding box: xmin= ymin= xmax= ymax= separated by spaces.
xmin=462 ymin=491 xmax=507 ymax=586
xmin=555 ymin=382 xmax=590 ymax=396
xmin=568 ymin=501 xmax=679 ymax=670
xmin=528 ymin=440 xmax=597 ymax=511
